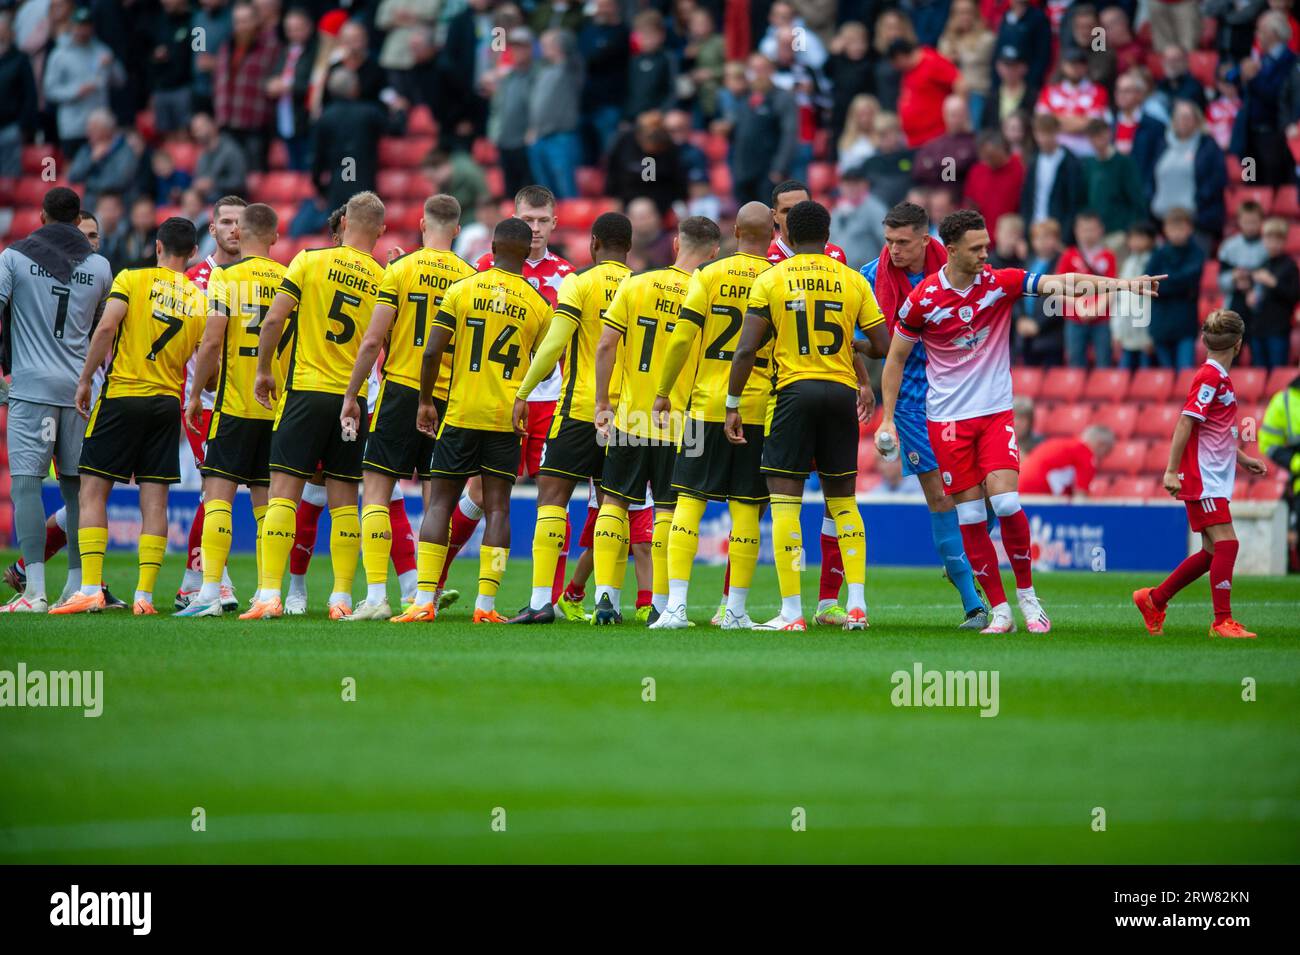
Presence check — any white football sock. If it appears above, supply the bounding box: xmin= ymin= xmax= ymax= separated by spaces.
xmin=782 ymin=594 xmax=802 ymax=620
xmin=397 ymin=568 xmax=417 ymax=599
xmin=847 ymin=583 xmax=865 ymax=611
xmin=475 ymin=593 xmax=495 ymax=613
xmin=329 ymin=591 xmax=351 ymax=607
xmin=288 ymin=574 xmax=308 ymax=597
xmin=816 ymin=597 xmax=837 ymax=612
xmin=668 ymin=579 xmax=688 ymax=610
xmin=652 ymin=593 xmax=667 ymax=613
xmin=197 ymin=581 xmax=221 ymax=602
xmin=725 ymin=586 xmax=748 ymax=617
xmin=134 ymin=590 xmax=152 ymax=604
xmin=24 ymin=562 xmax=45 ymax=599
xmin=530 ymin=585 xmax=551 ymax=611
xmin=181 ymin=567 xmax=202 ymax=592
xmin=367 ymin=583 xmax=386 ymax=603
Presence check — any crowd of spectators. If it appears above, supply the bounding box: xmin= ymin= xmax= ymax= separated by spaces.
xmin=1 ymin=0 xmax=1299 ymax=370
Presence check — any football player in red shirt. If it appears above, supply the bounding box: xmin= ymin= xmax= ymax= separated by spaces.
xmin=1134 ymin=310 xmax=1267 ymax=639
xmin=878 ymin=209 xmax=1164 ymax=633
xmin=176 ymin=195 xmax=247 ymax=612
xmin=437 ymin=186 xmax=575 ymax=607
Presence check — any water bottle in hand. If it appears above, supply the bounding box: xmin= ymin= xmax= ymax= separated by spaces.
xmin=875 ymin=428 xmax=899 ymax=462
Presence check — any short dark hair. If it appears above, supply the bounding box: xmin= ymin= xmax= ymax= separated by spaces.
xmin=886 ymin=37 xmax=916 ymax=60
xmin=423 ymin=193 xmax=461 ymax=228
xmin=1128 ymin=220 xmax=1159 ymax=240
xmin=592 ymin=211 xmax=632 ymax=251
xmin=975 ymin=128 xmax=1009 ymax=152
xmin=78 ymin=211 xmax=99 ymax=227
xmin=514 ymin=184 xmax=555 ymax=211
xmin=494 ymin=216 xmax=534 ymax=247
xmin=328 ymin=205 xmax=346 ymax=238
xmin=786 ymin=199 xmax=831 ymax=246
xmin=771 ymin=179 xmax=810 ymax=206
xmin=1075 ymin=208 xmax=1103 ymax=227
xmin=213 ymin=195 xmax=247 ymax=218
xmin=42 ymin=186 xmax=81 ymax=224
xmin=158 ymin=216 xmax=198 ymax=257
xmin=240 ymin=202 xmax=278 ymax=240
xmin=938 ymin=209 xmax=987 ymax=247
xmin=883 ymin=200 xmax=928 ymax=233
xmin=678 ymin=214 xmax=722 ymax=250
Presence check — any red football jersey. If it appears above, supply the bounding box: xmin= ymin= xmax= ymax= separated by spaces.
xmin=1055 ymin=245 xmax=1116 ymax=323
xmin=896 ymin=265 xmax=1039 ymax=422
xmin=1019 ymin=436 xmax=1096 ymax=496
xmin=475 ymin=249 xmax=572 ymax=401
xmin=185 ymin=255 xmax=218 ymax=292
xmin=766 ymin=237 xmax=847 ymax=265
xmin=1177 ymin=359 xmax=1239 ymax=502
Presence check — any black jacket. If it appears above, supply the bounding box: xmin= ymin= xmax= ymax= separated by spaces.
xmin=1248 ymin=254 xmax=1300 ymax=338
xmin=730 ymin=87 xmax=798 ymax=183
xmin=1020 ymin=147 xmax=1087 ymax=241
xmin=313 ymin=99 xmax=393 ymax=208
xmin=606 ymin=132 xmax=686 ymax=214
xmin=0 ymin=46 xmax=37 ymax=133
xmin=271 ymin=36 xmax=318 ymax=140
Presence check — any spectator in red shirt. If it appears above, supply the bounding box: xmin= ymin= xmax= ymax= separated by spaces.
xmin=964 ymin=128 xmax=1025 ymax=230
xmin=1056 ymin=209 xmax=1118 ymax=367
xmin=1036 ymin=46 xmax=1109 ymax=157
xmin=887 ymin=38 xmax=962 ymax=147
xmin=1019 ymin=426 xmax=1116 ymax=497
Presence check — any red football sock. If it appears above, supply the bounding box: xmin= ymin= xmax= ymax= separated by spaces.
xmin=636 ymin=589 xmax=652 ymax=608
xmin=1151 ymin=550 xmax=1212 ymax=609
xmin=388 ymin=497 xmax=416 ymax=575
xmin=564 ymin=580 xmax=585 ymax=600
xmin=959 ymin=521 xmax=1006 ymax=606
xmin=998 ymin=508 xmax=1035 ymax=589
xmin=819 ymin=533 xmax=843 ymax=602
xmin=45 ymin=523 xmax=67 ymax=561
xmin=187 ymin=502 xmax=206 ymax=572
xmin=1209 ymin=539 xmax=1238 ymax=624
xmin=290 ymin=500 xmax=324 ymax=575
xmin=722 ymin=561 xmax=730 ymax=597
xmin=551 ymin=516 xmax=571 ymax=603
xmin=437 ymin=506 xmax=481 ymax=588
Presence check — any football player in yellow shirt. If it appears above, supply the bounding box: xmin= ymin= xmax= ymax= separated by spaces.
xmin=589 ymin=215 xmax=721 ymax=625
xmin=506 ymin=211 xmax=634 ymax=624
xmin=240 ymin=191 xmax=387 ymax=620
xmin=53 ymin=218 xmax=208 ymax=615
xmin=392 ymin=218 xmax=553 ymax=623
xmin=726 ymin=200 xmax=889 ymax=631
xmin=338 ymin=195 xmax=476 ymax=620
xmin=649 ymin=202 xmax=774 ymax=629
xmin=176 ymin=203 xmax=287 ymax=617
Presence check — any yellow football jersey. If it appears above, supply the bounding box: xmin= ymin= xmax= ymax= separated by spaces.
xmin=433 ymin=268 xmax=552 ymax=432
xmin=102 ymin=267 xmax=207 ymax=399
xmin=278 ymin=244 xmax=384 ymax=396
xmin=207 ymin=255 xmax=290 ymax=421
xmin=602 ymin=266 xmax=692 ymax=440
xmin=678 ymin=252 xmax=775 ymax=423
xmin=554 ymin=260 xmax=632 ymax=421
xmin=375 ymin=246 xmax=476 ymax=398
xmin=746 ymin=253 xmax=884 ymax=392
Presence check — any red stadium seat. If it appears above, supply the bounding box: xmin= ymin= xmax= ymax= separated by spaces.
xmin=484 ymin=167 xmax=505 ymax=199
xmin=856 ymin=440 xmax=878 ymax=475
xmin=247 ymin=171 xmax=314 ymax=203
xmin=576 ymin=166 xmax=605 ymax=198
xmin=807 ymin=162 xmax=837 ymax=195
xmin=383 ymin=201 xmax=423 ymax=232
xmin=1087 ymin=475 xmax=1114 ymax=498
xmin=14 ymin=177 xmax=53 ymax=206
xmin=1083 ymin=368 xmax=1129 ymax=402
xmin=21 ymin=143 xmax=58 ymax=175
xmin=407 ymin=105 xmax=437 ymax=136
xmin=376 ymin=169 xmax=412 ymax=198
xmin=856 ymin=472 xmax=882 ymax=494
xmin=1134 ymin=402 xmax=1183 ymax=438
xmin=1093 ymin=403 xmax=1138 ymax=439
xmin=1200 ymin=259 xmax=1220 ymax=292
xmin=709 ymin=164 xmax=732 ymax=196
xmin=701 ymin=134 xmax=729 ymax=163
xmin=1232 ymin=367 xmax=1266 ymax=403
xmin=163 ymin=141 xmax=199 ymax=173
xmin=1011 ymin=366 xmax=1044 ymax=399
xmin=471 ymin=138 xmax=498 ymax=166
xmin=1040 ymin=401 xmax=1093 ymax=436
xmin=378 ymin=136 xmax=434 ymax=169
xmin=1040 ymin=367 xmax=1087 ymax=402
xmin=1128 ymin=368 xmax=1175 ymax=402
xmin=556 ymin=198 xmax=618 ymax=231
xmin=1099 ymin=439 xmax=1148 ymax=475
xmin=1226 ymin=185 xmax=1274 ymax=217
xmin=1106 ymin=476 xmax=1159 ymax=499
xmin=372 ymin=232 xmax=415 ymax=263
xmin=1243 ymin=475 xmax=1287 ymax=500
xmin=1266 ymin=366 xmax=1298 ymax=396
xmin=1187 ymin=50 xmax=1219 ymax=88
xmin=1273 ymin=185 xmax=1300 ymax=218
xmin=267 ymin=139 xmax=289 ymax=170
xmin=6 ymin=208 xmax=41 ymax=238
xmin=1174 ymin=367 xmax=1200 ymax=399
xmin=1286 ymin=224 xmax=1300 ymax=256
xmin=1143 ymin=442 xmax=1170 ymax=474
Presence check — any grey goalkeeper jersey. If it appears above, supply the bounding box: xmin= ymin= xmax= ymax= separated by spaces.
xmin=0 ymin=247 xmax=113 ymax=406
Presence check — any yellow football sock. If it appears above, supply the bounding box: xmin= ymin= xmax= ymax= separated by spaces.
xmin=361 ymin=503 xmax=392 ymax=586
xmin=136 ymin=533 xmax=167 ymax=597
xmin=727 ymin=500 xmax=761 ymax=590
xmin=252 ymin=503 xmax=267 ymax=593
xmin=259 ymin=497 xmax=298 ymax=594
xmin=329 ymin=505 xmax=361 ymax=598
xmin=201 ymin=499 xmax=233 ymax=586
xmin=826 ymin=496 xmax=866 ymax=586
xmin=79 ymin=526 xmax=107 ymax=590
xmin=532 ymin=504 xmax=568 ymax=590
xmin=651 ymin=509 xmax=673 ymax=597
xmin=593 ymin=502 xmax=628 ymax=591
xmin=417 ymin=541 xmax=448 ymax=597
xmin=479 ymin=545 xmax=507 ymax=599
xmin=667 ymin=495 xmax=706 ymax=583
xmin=770 ymin=494 xmax=804 ymax=600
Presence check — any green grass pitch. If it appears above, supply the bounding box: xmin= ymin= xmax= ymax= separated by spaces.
xmin=0 ymin=549 xmax=1297 ymax=863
